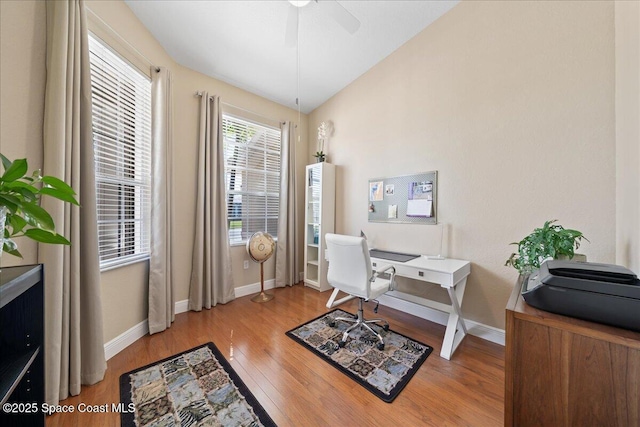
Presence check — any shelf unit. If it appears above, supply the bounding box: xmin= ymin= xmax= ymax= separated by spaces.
xmin=0 ymin=264 xmax=45 ymax=427
xmin=303 ymin=162 xmax=335 ymax=292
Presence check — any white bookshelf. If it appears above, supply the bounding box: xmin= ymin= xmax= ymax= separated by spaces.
xmin=303 ymin=162 xmax=335 ymax=292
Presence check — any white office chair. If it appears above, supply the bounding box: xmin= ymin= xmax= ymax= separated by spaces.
xmin=325 ymin=233 xmax=396 ymax=350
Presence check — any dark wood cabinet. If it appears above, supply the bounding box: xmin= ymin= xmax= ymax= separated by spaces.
xmin=0 ymin=265 xmax=45 ymax=427
xmin=505 ymin=275 xmax=640 ymax=427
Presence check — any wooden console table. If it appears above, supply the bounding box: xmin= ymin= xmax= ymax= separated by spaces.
xmin=505 ymin=275 xmax=640 ymax=426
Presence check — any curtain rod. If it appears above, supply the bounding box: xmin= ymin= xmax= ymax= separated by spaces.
xmin=194 ymin=92 xmax=290 ymax=126
xmin=86 ymin=7 xmax=159 ymax=71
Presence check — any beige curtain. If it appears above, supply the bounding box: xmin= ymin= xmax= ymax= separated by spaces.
xmin=148 ymin=67 xmax=174 ymax=334
xmin=189 ymin=93 xmax=235 ymax=309
xmin=275 ymin=122 xmax=299 ymax=287
xmin=40 ymin=0 xmax=106 ymax=405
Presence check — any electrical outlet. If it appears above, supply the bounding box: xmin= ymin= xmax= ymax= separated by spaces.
xmin=243 ymin=260 xmax=249 ymax=269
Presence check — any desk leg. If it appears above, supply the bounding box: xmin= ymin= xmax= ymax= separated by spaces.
xmin=440 ymin=277 xmax=468 ymax=360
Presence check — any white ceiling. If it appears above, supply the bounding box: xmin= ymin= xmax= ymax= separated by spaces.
xmin=124 ymin=0 xmax=459 ymax=114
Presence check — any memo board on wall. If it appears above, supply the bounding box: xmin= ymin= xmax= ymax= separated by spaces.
xmin=368 ymin=171 xmax=438 ymax=224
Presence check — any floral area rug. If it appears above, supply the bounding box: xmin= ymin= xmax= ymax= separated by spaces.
xmin=286 ymin=309 xmax=433 ymax=403
xmin=119 ymin=342 xmax=276 ymax=427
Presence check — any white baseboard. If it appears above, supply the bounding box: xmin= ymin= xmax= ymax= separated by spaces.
xmin=175 ymin=299 xmax=189 ymax=314
xmin=377 ymin=294 xmax=505 ymax=346
xmin=233 ymin=278 xmax=276 ymax=298
xmin=104 ymin=319 xmax=149 ymax=361
xmin=175 ymin=278 xmax=278 ymax=305
xmin=105 ymin=280 xmax=504 ymax=361
xmin=104 ymin=299 xmax=190 ymax=360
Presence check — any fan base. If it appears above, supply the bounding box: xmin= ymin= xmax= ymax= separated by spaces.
xmin=251 ymin=291 xmax=274 ymax=303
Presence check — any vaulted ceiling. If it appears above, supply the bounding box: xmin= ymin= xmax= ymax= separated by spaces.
xmin=125 ymin=0 xmax=459 ymax=113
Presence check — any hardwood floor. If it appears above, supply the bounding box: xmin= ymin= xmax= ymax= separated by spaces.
xmin=47 ymin=284 xmax=505 ymax=427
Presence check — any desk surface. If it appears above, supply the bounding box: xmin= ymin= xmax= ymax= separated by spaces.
xmin=370 ymin=253 xmax=470 ymax=275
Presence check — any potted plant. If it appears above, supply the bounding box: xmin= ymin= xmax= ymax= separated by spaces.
xmin=505 ymin=219 xmax=588 ymax=275
xmin=314 ymin=121 xmax=328 ymax=163
xmin=0 ymin=154 xmax=79 ymax=259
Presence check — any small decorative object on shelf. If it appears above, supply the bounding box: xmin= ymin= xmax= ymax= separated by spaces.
xmin=314 ymin=121 xmax=331 ymax=163
xmin=505 ymin=219 xmax=588 ymax=275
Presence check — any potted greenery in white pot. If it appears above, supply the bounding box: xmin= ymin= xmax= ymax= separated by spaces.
xmin=0 ymin=154 xmax=79 ymax=259
xmin=505 ymin=219 xmax=588 ymax=275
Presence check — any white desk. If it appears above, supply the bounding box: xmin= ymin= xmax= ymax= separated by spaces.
xmin=370 ymin=254 xmax=471 ymax=360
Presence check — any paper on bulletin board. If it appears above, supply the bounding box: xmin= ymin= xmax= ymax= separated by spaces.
xmin=407 ymin=199 xmax=432 ymax=217
xmin=369 ymin=181 xmax=384 ymax=201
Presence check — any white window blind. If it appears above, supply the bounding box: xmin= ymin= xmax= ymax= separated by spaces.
xmin=88 ymin=34 xmax=152 ymax=270
xmin=223 ymin=115 xmax=281 ymax=245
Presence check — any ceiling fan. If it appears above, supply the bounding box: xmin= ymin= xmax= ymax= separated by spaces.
xmin=285 ymin=0 xmax=361 ymax=47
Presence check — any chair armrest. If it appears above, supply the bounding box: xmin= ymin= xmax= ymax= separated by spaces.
xmin=371 ymin=264 xmax=396 ymax=290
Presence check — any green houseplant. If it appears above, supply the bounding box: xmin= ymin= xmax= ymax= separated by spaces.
xmin=0 ymin=154 xmax=79 ymax=258
xmin=505 ymin=220 xmax=588 ymax=275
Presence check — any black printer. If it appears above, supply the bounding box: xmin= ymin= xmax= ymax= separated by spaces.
xmin=522 ymin=260 xmax=640 ymax=332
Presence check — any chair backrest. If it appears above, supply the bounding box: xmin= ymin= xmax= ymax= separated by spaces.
xmin=325 ymin=233 xmax=373 ymax=299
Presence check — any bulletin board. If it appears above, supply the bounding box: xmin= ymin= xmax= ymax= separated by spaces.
xmin=367 ymin=171 xmax=437 ymax=224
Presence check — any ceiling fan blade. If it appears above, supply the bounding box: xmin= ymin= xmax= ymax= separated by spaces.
xmin=321 ymin=0 xmax=360 ymax=34
xmin=285 ymin=6 xmax=298 ymax=48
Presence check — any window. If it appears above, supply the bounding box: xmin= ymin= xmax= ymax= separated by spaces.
xmin=88 ymin=34 xmax=152 ymax=270
xmin=223 ymin=115 xmax=281 ymax=245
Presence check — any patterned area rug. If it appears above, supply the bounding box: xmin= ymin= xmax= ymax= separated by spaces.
xmin=286 ymin=309 xmax=433 ymax=403
xmin=119 ymin=342 xmax=276 ymax=427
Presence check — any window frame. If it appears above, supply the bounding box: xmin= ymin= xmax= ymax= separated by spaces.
xmin=88 ymin=33 xmax=152 ymax=271
xmin=222 ymin=113 xmax=282 ymax=246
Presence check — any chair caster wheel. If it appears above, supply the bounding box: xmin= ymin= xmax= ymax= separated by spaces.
xmin=377 ymin=343 xmax=385 ymax=351
xmin=383 ymin=325 xmax=389 ymax=332
xmin=339 ymin=340 xmax=346 ymax=348
xmin=329 ymin=321 xmax=336 ymax=327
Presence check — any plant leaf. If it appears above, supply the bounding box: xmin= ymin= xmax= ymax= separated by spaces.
xmin=39 ymin=187 xmax=80 ymax=206
xmin=0 ymin=153 xmax=12 ymax=171
xmin=20 ymin=203 xmax=56 ymax=231
xmin=24 ymin=228 xmax=70 ymax=245
xmin=10 ymin=185 xmax=38 ymax=202
xmin=3 ymin=238 xmax=22 ymax=257
xmin=41 ymin=176 xmax=77 ymax=195
xmin=0 ymin=194 xmax=19 ymax=214
xmin=1 ymin=158 xmax=28 ymax=182
xmin=8 ymin=215 xmax=27 ymax=234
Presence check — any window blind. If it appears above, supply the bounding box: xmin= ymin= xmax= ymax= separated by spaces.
xmin=223 ymin=115 xmax=281 ymax=245
xmin=88 ymin=34 xmax=152 ymax=269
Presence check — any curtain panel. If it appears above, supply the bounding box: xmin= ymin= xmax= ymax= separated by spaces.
xmin=41 ymin=0 xmax=106 ymax=405
xmin=275 ymin=122 xmax=299 ymax=287
xmin=148 ymin=67 xmax=175 ymax=334
xmin=189 ymin=93 xmax=235 ymax=310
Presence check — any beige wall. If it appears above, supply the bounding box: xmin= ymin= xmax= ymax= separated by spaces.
xmin=615 ymin=1 xmax=640 ymax=275
xmin=0 ymin=0 xmax=46 ymax=266
xmin=171 ymin=67 xmax=308 ymax=303
xmin=1 ymin=0 xmax=308 ymax=343
xmin=308 ymin=0 xmax=617 ymax=329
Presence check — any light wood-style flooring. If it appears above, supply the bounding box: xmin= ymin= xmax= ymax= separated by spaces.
xmin=47 ymin=284 xmax=505 ymax=426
